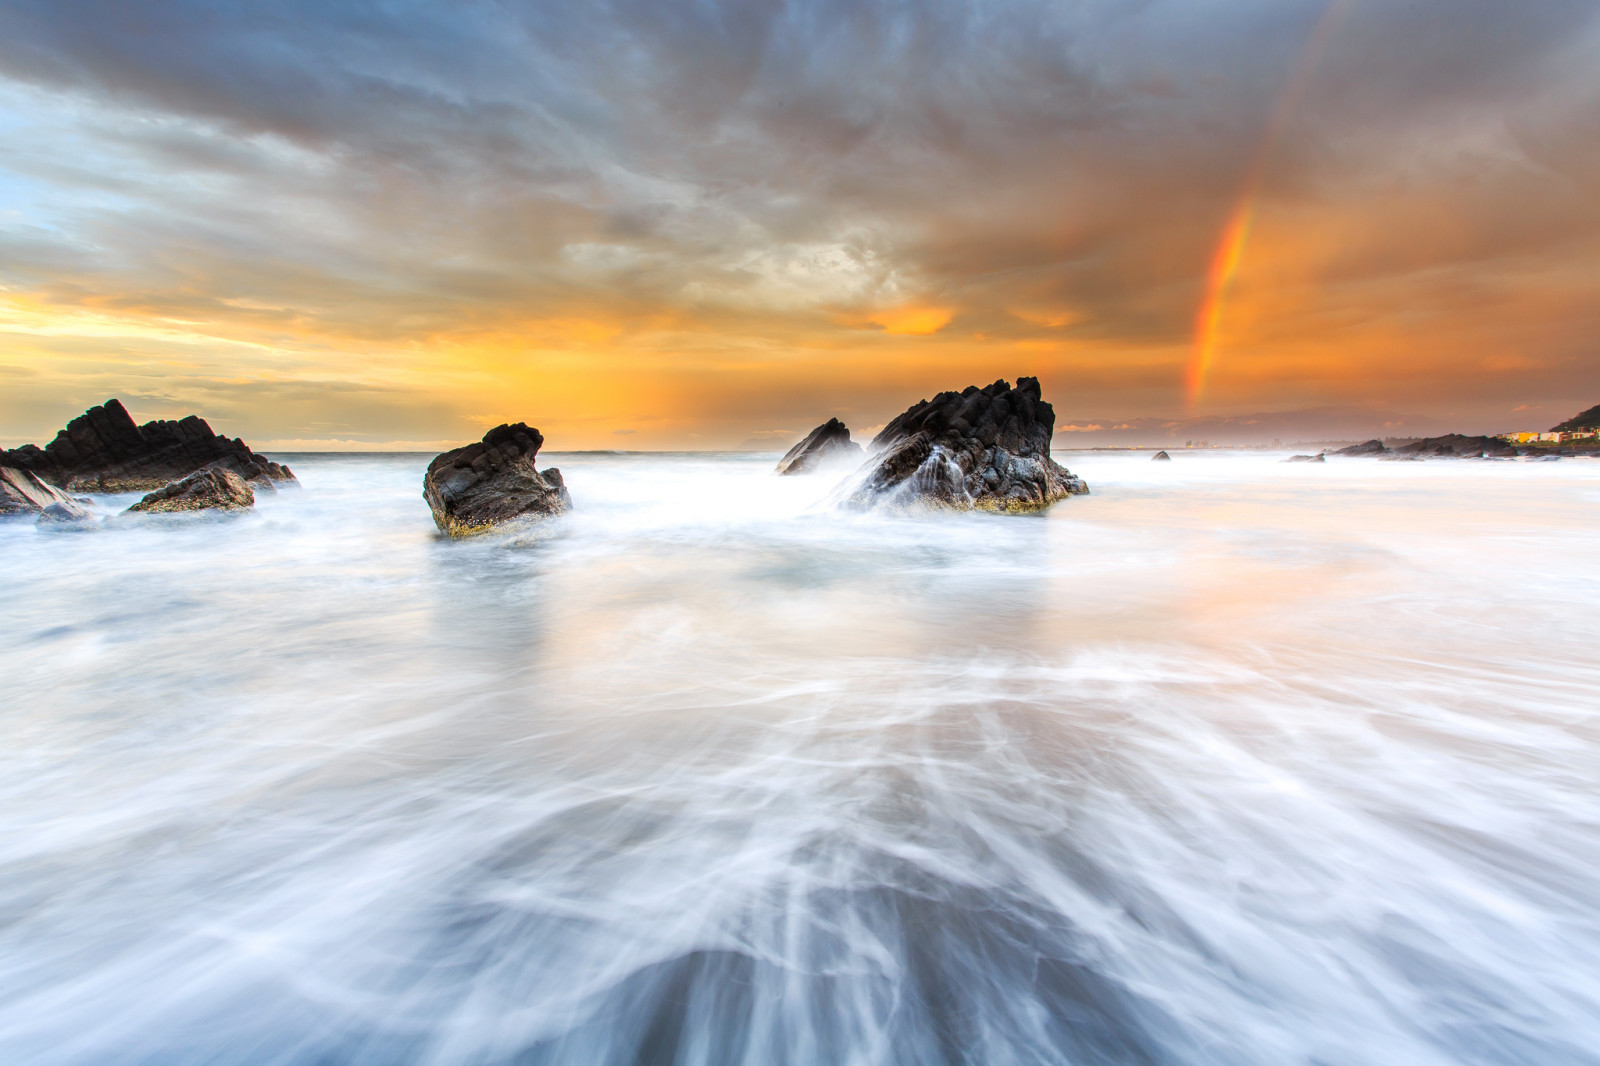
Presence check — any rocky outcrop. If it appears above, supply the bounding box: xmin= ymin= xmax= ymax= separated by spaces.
xmin=1552 ymin=404 xmax=1600 ymax=433
xmin=1151 ymin=450 xmax=1171 ymax=461
xmin=423 ymin=423 xmax=571 ymax=537
xmin=0 ymin=399 xmax=295 ymax=493
xmin=1396 ymin=434 xmax=1518 ymax=458
xmin=1 ymin=465 xmax=92 ymax=521
xmin=1284 ymin=453 xmax=1326 ymax=463
xmin=776 ymin=419 xmax=863 ymax=475
xmin=845 ymin=378 xmax=1087 ymax=513
xmin=125 ymin=468 xmax=254 ymax=514
xmin=1334 ymin=439 xmax=1389 ymax=456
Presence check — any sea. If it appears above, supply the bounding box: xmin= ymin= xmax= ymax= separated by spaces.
xmin=2 ymin=450 xmax=1599 ymax=1065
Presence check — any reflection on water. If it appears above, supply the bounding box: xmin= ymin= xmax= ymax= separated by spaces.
xmin=3 ymin=451 xmax=1600 ymax=1064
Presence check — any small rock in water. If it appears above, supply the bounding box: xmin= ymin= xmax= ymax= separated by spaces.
xmin=846 ymin=377 xmax=1087 ymax=512
xmin=423 ymin=423 xmax=571 ymax=537
xmin=125 ymin=468 xmax=255 ymax=514
xmin=1284 ymin=453 xmax=1326 ymax=463
xmin=1151 ymin=450 xmax=1171 ymax=461
xmin=775 ymin=419 xmax=862 ymax=475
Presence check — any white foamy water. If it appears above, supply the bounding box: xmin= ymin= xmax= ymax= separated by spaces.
xmin=3 ymin=451 xmax=1600 ymax=1065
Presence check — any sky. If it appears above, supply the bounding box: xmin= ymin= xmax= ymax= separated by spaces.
xmin=2 ymin=0 xmax=1599 ymax=450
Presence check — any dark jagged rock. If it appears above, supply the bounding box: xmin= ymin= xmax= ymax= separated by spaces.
xmin=1151 ymin=450 xmax=1171 ymax=461
xmin=1396 ymin=434 xmax=1518 ymax=458
xmin=2 ymin=465 xmax=91 ymax=520
xmin=775 ymin=418 xmax=863 ymax=475
xmin=1284 ymin=453 xmax=1326 ymax=463
xmin=424 ymin=423 xmax=571 ymax=537
xmin=1334 ymin=439 xmax=1389 ymax=456
xmin=1552 ymin=404 xmax=1600 ymax=433
xmin=125 ymin=468 xmax=254 ymax=514
xmin=846 ymin=377 xmax=1087 ymax=513
xmin=0 ymin=399 xmax=296 ymax=493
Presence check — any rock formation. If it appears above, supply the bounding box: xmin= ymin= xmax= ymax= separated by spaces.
xmin=0 ymin=399 xmax=295 ymax=493
xmin=423 ymin=423 xmax=571 ymax=537
xmin=1396 ymin=434 xmax=1518 ymax=458
xmin=1151 ymin=450 xmax=1171 ymax=461
xmin=1284 ymin=453 xmax=1326 ymax=463
xmin=125 ymin=468 xmax=255 ymax=514
xmin=1551 ymin=404 xmax=1600 ymax=433
xmin=775 ymin=419 xmax=863 ymax=475
xmin=845 ymin=378 xmax=1087 ymax=513
xmin=1 ymin=465 xmax=92 ymax=521
xmin=1334 ymin=439 xmax=1389 ymax=456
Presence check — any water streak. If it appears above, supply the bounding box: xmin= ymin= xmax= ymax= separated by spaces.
xmin=3 ymin=452 xmax=1600 ymax=1064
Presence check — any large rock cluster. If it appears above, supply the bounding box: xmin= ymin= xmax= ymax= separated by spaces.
xmin=775 ymin=418 xmax=862 ymax=475
xmin=1 ymin=399 xmax=295 ymax=493
xmin=846 ymin=377 xmax=1087 ymax=512
xmin=1396 ymin=434 xmax=1518 ymax=458
xmin=1334 ymin=439 xmax=1390 ymax=456
xmin=423 ymin=423 xmax=571 ymax=537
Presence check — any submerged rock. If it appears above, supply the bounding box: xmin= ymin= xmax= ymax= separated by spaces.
xmin=1284 ymin=453 xmax=1326 ymax=463
xmin=1151 ymin=450 xmax=1171 ymax=461
xmin=846 ymin=377 xmax=1087 ymax=513
xmin=0 ymin=399 xmax=295 ymax=493
xmin=125 ymin=468 xmax=254 ymax=514
xmin=424 ymin=423 xmax=571 ymax=537
xmin=1396 ymin=434 xmax=1518 ymax=459
xmin=2 ymin=465 xmax=90 ymax=520
xmin=775 ymin=419 xmax=863 ymax=475
xmin=1334 ymin=439 xmax=1390 ymax=456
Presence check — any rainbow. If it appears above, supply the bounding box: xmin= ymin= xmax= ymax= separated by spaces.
xmin=1184 ymin=0 xmax=1352 ymax=411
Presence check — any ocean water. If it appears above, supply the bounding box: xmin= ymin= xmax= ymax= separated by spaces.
xmin=2 ymin=450 xmax=1600 ymax=1065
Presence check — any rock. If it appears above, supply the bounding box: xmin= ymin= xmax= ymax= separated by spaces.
xmin=0 ymin=398 xmax=296 ymax=493
xmin=2 ymin=464 xmax=90 ymax=518
xmin=1334 ymin=439 xmax=1389 ymax=456
xmin=1395 ymin=434 xmax=1518 ymax=458
xmin=37 ymin=500 xmax=95 ymax=525
xmin=776 ymin=419 xmax=863 ymax=475
xmin=1284 ymin=453 xmax=1326 ymax=463
xmin=845 ymin=377 xmax=1087 ymax=513
xmin=423 ymin=423 xmax=571 ymax=537
xmin=125 ymin=468 xmax=255 ymax=514
xmin=1151 ymin=450 xmax=1171 ymax=461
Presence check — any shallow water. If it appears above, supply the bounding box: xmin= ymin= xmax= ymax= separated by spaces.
xmin=3 ymin=450 xmax=1600 ymax=1065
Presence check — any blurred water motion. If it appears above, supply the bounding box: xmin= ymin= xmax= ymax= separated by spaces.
xmin=3 ymin=451 xmax=1600 ymax=1065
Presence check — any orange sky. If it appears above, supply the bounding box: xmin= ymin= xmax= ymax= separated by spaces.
xmin=2 ymin=0 xmax=1599 ymax=449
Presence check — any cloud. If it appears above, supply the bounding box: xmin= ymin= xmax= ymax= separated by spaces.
xmin=0 ymin=0 xmax=1597 ymax=446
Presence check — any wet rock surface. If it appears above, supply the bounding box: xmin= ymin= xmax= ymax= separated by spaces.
xmin=1284 ymin=453 xmax=1326 ymax=463
xmin=126 ymin=468 xmax=255 ymax=514
xmin=775 ymin=419 xmax=863 ymax=475
xmin=2 ymin=465 xmax=90 ymax=520
xmin=1397 ymin=434 xmax=1519 ymax=458
xmin=0 ymin=399 xmax=295 ymax=493
xmin=424 ymin=423 xmax=571 ymax=537
xmin=1334 ymin=439 xmax=1390 ymax=456
xmin=1151 ymin=450 xmax=1171 ymax=461
xmin=846 ymin=378 xmax=1087 ymax=513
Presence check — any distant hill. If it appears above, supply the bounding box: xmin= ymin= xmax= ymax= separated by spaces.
xmin=1551 ymin=404 xmax=1600 ymax=432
